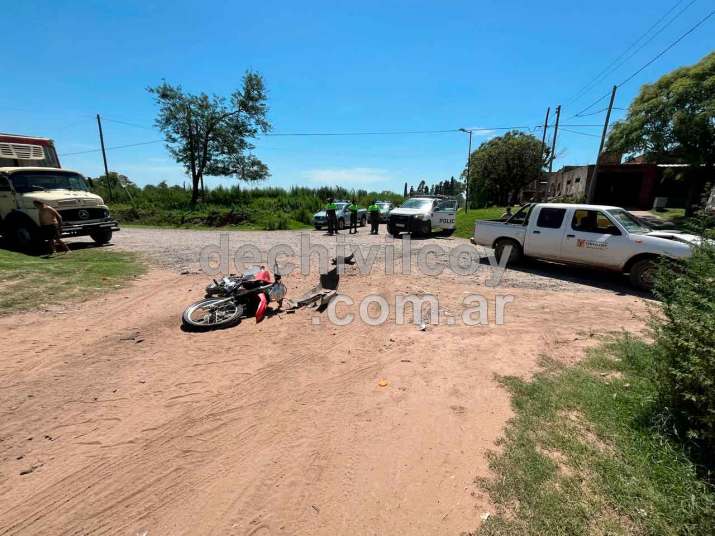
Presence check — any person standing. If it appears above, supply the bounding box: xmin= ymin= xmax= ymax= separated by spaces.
xmin=33 ymin=200 xmax=70 ymax=256
xmin=348 ymin=199 xmax=359 ymax=234
xmin=325 ymin=198 xmax=338 ymax=235
xmin=368 ymin=200 xmax=380 ymax=235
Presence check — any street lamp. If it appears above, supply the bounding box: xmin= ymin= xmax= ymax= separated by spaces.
xmin=459 ymin=128 xmax=473 ymax=214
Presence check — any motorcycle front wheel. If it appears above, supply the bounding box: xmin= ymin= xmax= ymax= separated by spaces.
xmin=181 ymin=298 xmax=244 ymax=331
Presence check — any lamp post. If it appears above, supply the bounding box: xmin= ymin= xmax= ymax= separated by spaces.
xmin=459 ymin=128 xmax=473 ymax=213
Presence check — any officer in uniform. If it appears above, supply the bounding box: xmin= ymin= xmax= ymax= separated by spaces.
xmin=348 ymin=199 xmax=359 ymax=234
xmin=368 ymin=200 xmax=380 ymax=235
xmin=326 ymin=198 xmax=338 ymax=235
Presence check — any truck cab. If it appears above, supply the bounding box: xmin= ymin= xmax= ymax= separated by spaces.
xmin=0 ymin=167 xmax=119 ymax=249
xmin=387 ymin=196 xmax=457 ymax=237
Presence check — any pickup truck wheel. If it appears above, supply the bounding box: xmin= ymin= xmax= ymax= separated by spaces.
xmin=360 ymin=215 xmax=367 ymax=227
xmin=420 ymin=221 xmax=432 ymax=237
xmin=338 ymin=218 xmax=345 ymax=230
xmin=314 ymin=225 xmax=322 ymax=231
xmin=90 ymin=229 xmax=113 ymax=245
xmin=629 ymin=258 xmax=657 ymax=291
xmin=494 ymin=238 xmax=523 ymax=265
xmin=441 ymin=228 xmax=455 ymax=237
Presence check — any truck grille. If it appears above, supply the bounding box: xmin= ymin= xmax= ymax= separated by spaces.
xmin=389 ymin=215 xmax=411 ymax=226
xmin=59 ymin=207 xmax=108 ymax=222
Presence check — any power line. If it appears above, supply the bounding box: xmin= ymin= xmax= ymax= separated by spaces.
xmin=559 ymin=128 xmax=601 ymax=138
xmin=59 ymin=139 xmax=165 ymax=156
xmin=569 ymin=8 xmax=714 ymax=118
xmin=566 ymin=0 xmax=696 ymax=105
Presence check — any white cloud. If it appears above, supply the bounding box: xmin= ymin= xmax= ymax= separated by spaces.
xmin=302 ymin=167 xmax=394 ymax=187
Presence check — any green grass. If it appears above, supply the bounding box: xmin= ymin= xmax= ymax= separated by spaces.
xmin=455 ymin=206 xmax=513 ymax=239
xmin=476 ymin=336 xmax=715 ymax=535
xmin=0 ymin=247 xmax=145 ymax=314
xmin=650 ymin=207 xmax=686 ymax=222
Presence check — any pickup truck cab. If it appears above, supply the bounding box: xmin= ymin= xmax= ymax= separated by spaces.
xmin=471 ymin=203 xmax=702 ymax=290
xmin=0 ymin=167 xmax=119 ymax=249
xmin=387 ymin=196 xmax=458 ymax=237
xmin=313 ymin=201 xmax=367 ymax=230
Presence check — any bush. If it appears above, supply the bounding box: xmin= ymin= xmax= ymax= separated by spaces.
xmin=653 ymin=242 xmax=715 ymax=459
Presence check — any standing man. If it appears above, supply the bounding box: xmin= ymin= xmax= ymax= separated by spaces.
xmin=325 ymin=197 xmax=338 ymax=236
xmin=33 ymin=200 xmax=70 ymax=256
xmin=368 ymin=200 xmax=380 ymax=235
xmin=348 ymin=199 xmax=359 ymax=234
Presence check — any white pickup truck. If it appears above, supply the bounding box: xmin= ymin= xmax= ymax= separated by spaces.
xmin=471 ymin=203 xmax=702 ymax=290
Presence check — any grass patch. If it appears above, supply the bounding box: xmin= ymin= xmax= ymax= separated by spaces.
xmin=455 ymin=206 xmax=513 ymax=239
xmin=0 ymin=247 xmax=145 ymax=314
xmin=650 ymin=207 xmax=686 ymax=222
xmin=476 ymin=336 xmax=715 ymax=535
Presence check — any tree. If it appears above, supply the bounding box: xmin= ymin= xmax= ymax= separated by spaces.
xmin=148 ymin=72 xmax=271 ymax=204
xmin=606 ymin=52 xmax=715 ymax=213
xmin=466 ymin=131 xmax=546 ymax=207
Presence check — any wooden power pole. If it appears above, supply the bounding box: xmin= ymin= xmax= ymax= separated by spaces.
xmin=548 ymin=105 xmax=561 ymax=173
xmin=537 ymin=107 xmax=550 ymax=201
xmin=96 ymin=114 xmax=113 ymax=201
xmin=587 ymin=85 xmax=618 ymax=203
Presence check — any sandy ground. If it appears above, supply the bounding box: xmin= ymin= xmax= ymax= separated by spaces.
xmin=0 ymin=228 xmax=651 ymax=535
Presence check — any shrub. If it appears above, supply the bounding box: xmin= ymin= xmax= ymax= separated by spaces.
xmin=653 ymin=241 xmax=715 ymax=460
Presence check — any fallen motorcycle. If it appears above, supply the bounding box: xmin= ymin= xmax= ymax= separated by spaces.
xmin=181 ymin=267 xmax=287 ymax=331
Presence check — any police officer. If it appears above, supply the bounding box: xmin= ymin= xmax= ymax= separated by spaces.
xmin=326 ymin=197 xmax=338 ymax=235
xmin=348 ymin=199 xmax=359 ymax=234
xmin=368 ymin=200 xmax=380 ymax=235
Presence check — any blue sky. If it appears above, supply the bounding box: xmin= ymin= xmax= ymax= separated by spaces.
xmin=1 ymin=0 xmax=713 ymax=192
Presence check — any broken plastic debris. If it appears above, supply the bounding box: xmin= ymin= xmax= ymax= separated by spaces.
xmin=378 ymin=379 xmax=389 ymax=387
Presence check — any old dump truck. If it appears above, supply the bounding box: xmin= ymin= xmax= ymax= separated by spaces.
xmin=0 ymin=133 xmax=119 ymax=248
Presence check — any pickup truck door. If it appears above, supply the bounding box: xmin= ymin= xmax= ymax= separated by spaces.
xmin=523 ymin=206 xmax=568 ymax=259
xmin=432 ymin=199 xmax=457 ymax=229
xmin=560 ymin=209 xmax=630 ymax=268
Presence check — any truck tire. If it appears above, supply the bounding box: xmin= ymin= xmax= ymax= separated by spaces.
xmin=314 ymin=225 xmax=322 ymax=231
xmin=360 ymin=215 xmax=367 ymax=227
xmin=441 ymin=228 xmax=455 ymax=237
xmin=10 ymin=221 xmax=39 ymax=250
xmin=494 ymin=238 xmax=523 ymax=265
xmin=420 ymin=220 xmax=431 ymax=237
xmin=90 ymin=229 xmax=113 ymax=245
xmin=629 ymin=258 xmax=657 ymax=291
xmin=338 ymin=218 xmax=345 ymax=230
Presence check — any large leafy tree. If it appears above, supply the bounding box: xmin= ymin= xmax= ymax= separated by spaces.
xmin=148 ymin=72 xmax=271 ymax=204
xmin=607 ymin=52 xmax=715 ymax=167
xmin=466 ymin=131 xmax=546 ymax=207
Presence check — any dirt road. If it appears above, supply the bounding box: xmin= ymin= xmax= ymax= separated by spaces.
xmin=0 ymin=228 xmax=650 ymax=535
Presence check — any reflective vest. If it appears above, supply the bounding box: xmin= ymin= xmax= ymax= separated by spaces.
xmin=348 ymin=204 xmax=359 ymax=213
xmin=325 ymin=202 xmax=337 ymax=211
xmin=368 ymin=204 xmax=379 ymax=212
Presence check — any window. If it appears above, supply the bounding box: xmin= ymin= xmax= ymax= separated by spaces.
xmin=9 ymin=171 xmax=89 ymax=193
xmin=0 ymin=176 xmax=11 ymax=191
xmin=607 ymin=209 xmax=651 ymax=234
xmin=536 ymin=207 xmax=566 ymax=228
xmin=507 ymin=204 xmax=533 ymax=225
xmin=571 ymin=210 xmax=621 ymax=235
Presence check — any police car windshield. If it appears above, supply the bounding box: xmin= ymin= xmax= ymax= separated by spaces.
xmin=401 ymin=198 xmax=433 ymax=209
xmin=335 ymin=203 xmax=348 ymax=210
xmin=10 ymin=171 xmax=89 ymax=193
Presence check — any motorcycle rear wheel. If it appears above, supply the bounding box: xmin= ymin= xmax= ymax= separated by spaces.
xmin=182 ymin=298 xmax=244 ymax=331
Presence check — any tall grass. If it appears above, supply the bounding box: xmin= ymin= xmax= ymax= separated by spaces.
xmin=96 ymin=181 xmax=404 ymax=230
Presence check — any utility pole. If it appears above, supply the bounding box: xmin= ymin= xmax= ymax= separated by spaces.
xmin=96 ymin=114 xmax=113 ymax=201
xmin=537 ymin=107 xmax=550 ymax=201
xmin=459 ymin=128 xmax=473 ymax=213
xmin=548 ymin=105 xmax=561 ymax=173
xmin=587 ymin=85 xmax=617 ymax=203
